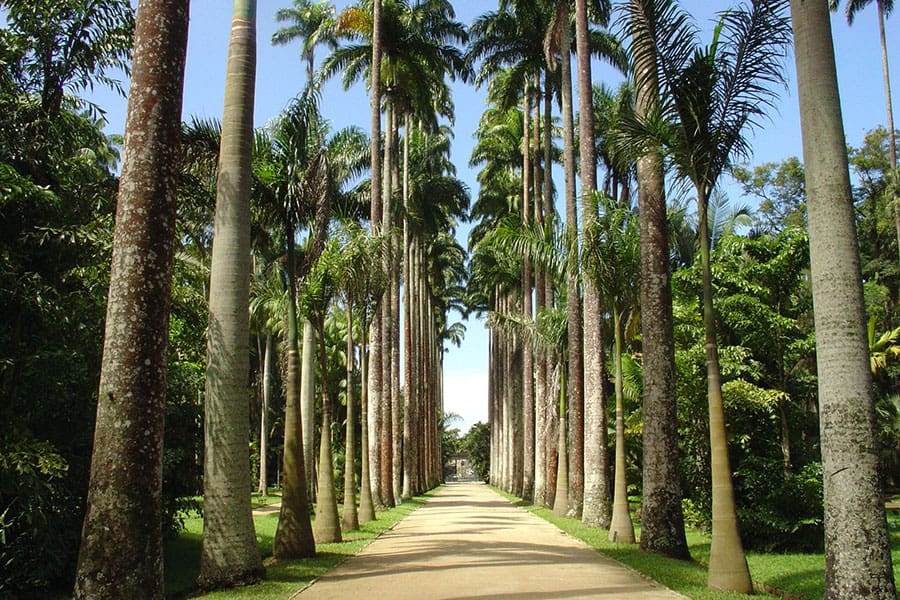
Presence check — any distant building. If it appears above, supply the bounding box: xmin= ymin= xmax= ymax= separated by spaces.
xmin=445 ymin=452 xmax=476 ymax=481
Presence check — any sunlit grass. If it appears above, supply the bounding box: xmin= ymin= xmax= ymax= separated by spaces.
xmin=494 ymin=488 xmax=900 ymax=600
xmin=164 ymin=491 xmax=434 ymax=599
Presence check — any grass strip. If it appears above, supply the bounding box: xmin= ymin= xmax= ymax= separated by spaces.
xmin=164 ymin=490 xmax=436 ymax=599
xmin=492 ymin=487 xmax=900 ymax=600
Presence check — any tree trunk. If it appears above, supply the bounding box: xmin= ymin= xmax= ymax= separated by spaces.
xmin=313 ymin=320 xmax=343 ymax=543
xmin=533 ymin=83 xmax=549 ymax=507
xmin=557 ymin=8 xmax=584 ymax=518
xmin=198 ymin=0 xmax=263 ymax=587
xmin=258 ymin=333 xmax=274 ymax=495
xmin=630 ymin=0 xmax=689 ymax=560
xmin=380 ymin=98 xmax=396 ymax=508
xmin=342 ymin=304 xmax=359 ymax=532
xmin=274 ymin=212 xmax=316 ymax=558
xmin=552 ymin=365 xmax=569 ymax=518
xmin=698 ymin=188 xmax=751 ymax=593
xmin=875 ymin=1 xmax=900 ymax=258
xmin=273 ymin=343 xmax=316 ymax=559
xmin=73 ymin=1 xmax=188 ymax=596
xmin=790 ymin=3 xmax=897 ymax=597
xmin=300 ymin=319 xmax=317 ymax=500
xmin=608 ymin=312 xmax=635 ymax=543
xmin=359 ymin=333 xmax=377 ymax=522
xmin=522 ymin=77 xmax=535 ymax=502
xmin=576 ymin=0 xmax=611 ymax=530
xmin=367 ymin=0 xmax=384 ymax=510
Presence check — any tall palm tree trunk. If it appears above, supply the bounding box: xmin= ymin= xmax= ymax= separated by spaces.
xmin=552 ymin=365 xmax=569 ymax=518
xmin=342 ymin=304 xmax=360 ymax=532
xmin=698 ymin=192 xmax=751 ymax=593
xmin=875 ymin=1 xmax=900 ymax=257
xmin=389 ymin=107 xmax=402 ymax=502
xmin=379 ymin=99 xmax=395 ymax=508
xmin=273 ymin=303 xmax=315 ymax=558
xmin=359 ymin=332 xmax=377 ymax=522
xmin=608 ymin=312 xmax=635 ymax=543
xmin=300 ymin=319 xmax=317 ymax=499
xmin=576 ymin=0 xmax=612 ymax=531
xmin=258 ymin=333 xmax=274 ymax=495
xmin=402 ymin=124 xmax=415 ymax=501
xmin=198 ymin=0 xmax=264 ymax=587
xmin=367 ymin=0 xmax=384 ymax=510
xmin=522 ymin=78 xmax=536 ymax=502
xmin=630 ymin=0 xmax=689 ymax=560
xmin=790 ymin=2 xmax=897 ymax=597
xmin=533 ymin=86 xmax=549 ymax=507
xmin=558 ymin=9 xmax=584 ymax=518
xmin=73 ymin=2 xmax=188 ymax=596
xmin=313 ymin=319 xmax=342 ymax=543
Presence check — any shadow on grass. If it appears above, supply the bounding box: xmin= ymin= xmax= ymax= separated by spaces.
xmin=164 ymin=493 xmax=432 ymax=599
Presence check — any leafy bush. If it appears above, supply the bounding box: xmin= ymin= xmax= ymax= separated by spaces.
xmin=0 ymin=432 xmax=79 ymax=594
xmin=735 ymin=460 xmax=823 ymax=552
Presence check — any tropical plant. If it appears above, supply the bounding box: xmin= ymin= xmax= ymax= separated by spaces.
xmin=272 ymin=0 xmax=338 ymax=82
xmin=623 ymin=0 xmax=689 ymax=561
xmin=790 ymin=0 xmax=897 ymax=596
xmin=199 ymin=0 xmax=264 ymax=588
xmin=622 ymin=0 xmax=791 ymax=590
xmin=582 ymin=192 xmax=640 ymax=543
xmin=72 ymin=0 xmax=188 ymax=597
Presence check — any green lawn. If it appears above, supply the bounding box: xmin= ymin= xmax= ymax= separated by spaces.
xmin=493 ymin=489 xmax=900 ymax=600
xmin=164 ymin=492 xmax=433 ymax=599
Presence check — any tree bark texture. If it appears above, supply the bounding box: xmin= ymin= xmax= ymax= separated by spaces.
xmin=630 ymin=0 xmax=689 ymax=561
xmin=73 ymin=1 xmax=188 ymax=597
xmin=198 ymin=0 xmax=264 ymax=588
xmin=576 ymin=0 xmax=611 ymax=530
xmin=790 ymin=2 xmax=897 ymax=597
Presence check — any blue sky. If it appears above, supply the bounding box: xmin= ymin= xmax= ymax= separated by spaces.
xmin=90 ymin=0 xmax=897 ymax=432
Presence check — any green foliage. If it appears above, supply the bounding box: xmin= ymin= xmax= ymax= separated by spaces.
xmin=731 ymin=157 xmax=806 ymax=234
xmin=460 ymin=422 xmax=490 ymax=482
xmin=0 ymin=431 xmax=75 ymax=593
xmin=734 ymin=460 xmax=823 ymax=552
xmin=672 ymin=229 xmax=821 ymax=552
xmin=0 ymin=0 xmax=134 ymax=117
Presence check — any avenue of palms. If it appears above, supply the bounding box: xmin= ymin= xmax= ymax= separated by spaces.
xmin=1 ymin=1 xmax=898 ymax=599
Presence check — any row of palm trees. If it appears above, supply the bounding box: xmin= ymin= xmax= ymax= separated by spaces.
xmin=70 ymin=0 xmax=896 ymax=599
xmin=470 ymin=0 xmax=896 ymax=597
xmin=73 ymin=0 xmax=471 ymax=597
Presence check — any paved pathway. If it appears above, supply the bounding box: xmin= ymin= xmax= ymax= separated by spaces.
xmin=294 ymin=482 xmax=685 ymax=600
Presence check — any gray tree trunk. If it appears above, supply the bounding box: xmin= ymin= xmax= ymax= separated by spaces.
xmin=790 ymin=2 xmax=897 ymax=597
xmin=576 ymin=0 xmax=611 ymax=530
xmin=300 ymin=319 xmax=317 ymax=499
xmin=198 ymin=0 xmax=264 ymax=587
xmin=558 ymin=9 xmax=584 ymax=518
xmin=630 ymin=0 xmax=689 ymax=560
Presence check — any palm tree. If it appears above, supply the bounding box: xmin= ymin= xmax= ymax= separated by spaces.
xmin=624 ymin=0 xmax=689 ymax=562
xmin=574 ymin=0 xmax=619 ymax=530
xmin=302 ymin=241 xmax=343 ymax=544
xmin=198 ymin=0 xmax=264 ymax=588
xmin=326 ymin=0 xmax=470 ymax=504
xmin=790 ymin=1 xmax=897 ymax=597
xmin=262 ymin=90 xmax=333 ymax=561
xmin=625 ymin=0 xmax=790 ymax=591
xmin=582 ymin=192 xmax=639 ymax=544
xmin=272 ymin=0 xmax=338 ymax=82
xmin=73 ymin=1 xmax=188 ymax=596
xmin=829 ymin=0 xmax=899 ymax=256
